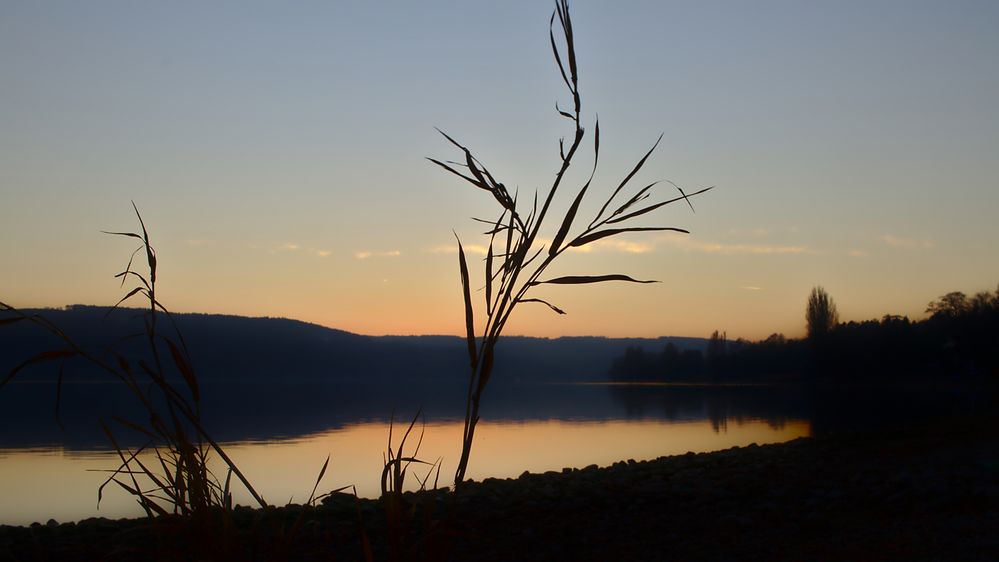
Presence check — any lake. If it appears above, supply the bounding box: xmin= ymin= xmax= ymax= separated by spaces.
xmin=0 ymin=379 xmax=981 ymax=526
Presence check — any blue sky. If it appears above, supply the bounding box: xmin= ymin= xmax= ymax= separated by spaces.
xmin=3 ymin=1 xmax=998 ymax=339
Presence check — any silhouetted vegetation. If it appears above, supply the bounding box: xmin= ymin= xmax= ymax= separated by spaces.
xmin=610 ymin=284 xmax=999 ymax=382
xmin=2 ymin=206 xmax=269 ymax=541
xmin=433 ymin=0 xmax=710 ymax=485
xmin=806 ymin=286 xmax=839 ymax=340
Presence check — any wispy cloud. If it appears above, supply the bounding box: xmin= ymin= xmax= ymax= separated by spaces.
xmin=848 ymin=249 xmax=868 ymax=257
xmin=741 ymin=286 xmax=764 ymax=291
xmin=566 ymin=239 xmax=655 ymax=254
xmin=355 ymin=250 xmax=402 ymax=260
xmin=255 ymin=243 xmax=333 ymax=258
xmin=665 ymin=238 xmax=809 ymax=255
xmin=252 ymin=242 xmax=301 ymax=255
xmin=726 ymin=226 xmax=799 ymax=237
xmin=429 ymin=244 xmax=489 ymax=256
xmin=728 ymin=227 xmax=770 ymax=237
xmin=880 ymin=234 xmax=934 ymax=249
xmin=434 ymin=236 xmax=804 ymax=258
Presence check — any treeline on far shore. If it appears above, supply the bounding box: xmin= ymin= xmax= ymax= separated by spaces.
xmin=609 ymin=285 xmax=999 ymax=383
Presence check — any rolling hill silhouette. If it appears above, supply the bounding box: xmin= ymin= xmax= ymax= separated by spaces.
xmin=0 ymin=305 xmax=706 ymax=384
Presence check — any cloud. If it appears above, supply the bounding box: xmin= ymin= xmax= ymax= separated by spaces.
xmin=665 ymin=238 xmax=809 ymax=255
xmin=429 ymin=244 xmax=489 ymax=256
xmin=848 ymin=249 xmax=868 ymax=257
xmin=726 ymin=226 xmax=800 ymax=237
xmin=430 ymin=234 xmax=660 ymax=257
xmin=880 ymin=234 xmax=934 ymax=249
xmin=437 ymin=235 xmax=803 ymax=258
xmin=741 ymin=286 xmax=764 ymax=291
xmin=563 ymin=239 xmax=655 ymax=254
xmin=255 ymin=243 xmax=334 ymax=258
xmin=355 ymin=250 xmax=402 ymax=260
xmin=728 ymin=228 xmax=770 ymax=237
xmin=254 ymin=242 xmax=301 ymax=255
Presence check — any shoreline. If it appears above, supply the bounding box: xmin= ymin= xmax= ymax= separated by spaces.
xmin=2 ymin=413 xmax=997 ymax=561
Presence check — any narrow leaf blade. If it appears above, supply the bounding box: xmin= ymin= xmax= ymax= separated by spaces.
xmin=519 ymin=298 xmax=567 ymax=315
xmin=533 ymin=274 xmax=659 ymax=286
xmin=570 ymin=227 xmax=689 ymax=248
xmin=456 ymin=236 xmax=477 ymax=369
xmin=165 ymin=338 xmax=199 ymax=402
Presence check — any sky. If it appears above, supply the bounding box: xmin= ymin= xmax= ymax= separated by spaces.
xmin=2 ymin=0 xmax=998 ymax=340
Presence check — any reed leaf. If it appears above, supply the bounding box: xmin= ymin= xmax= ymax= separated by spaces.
xmin=485 ymin=243 xmax=494 ymax=310
xmin=107 ymin=286 xmax=148 ymax=315
xmin=606 ymin=185 xmax=714 ymax=224
xmin=434 ymin=1 xmax=710 ymax=488
xmin=571 ymin=226 xmax=689 ymax=248
xmin=550 ymin=120 xmax=599 ymax=256
xmin=426 ymin=157 xmax=488 ymax=190
xmin=519 ymin=298 xmax=566 ymax=315
xmin=165 ymin=338 xmax=199 ymax=402
xmin=533 ymin=274 xmax=659 ymax=286
xmin=549 ymin=13 xmax=572 ymax=91
xmin=594 ymin=134 xmax=663 ymax=224
xmin=609 ymin=181 xmax=659 ymax=219
xmin=456 ymin=236 xmax=477 ymax=369
xmin=307 ymin=454 xmax=331 ymax=506
xmin=1 ymin=349 xmax=76 ymax=389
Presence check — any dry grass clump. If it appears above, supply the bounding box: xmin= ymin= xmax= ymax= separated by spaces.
xmin=3 ymin=204 xmax=264 ymax=517
xmin=1 ymin=205 xmax=446 ymax=560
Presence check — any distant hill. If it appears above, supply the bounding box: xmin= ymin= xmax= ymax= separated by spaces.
xmin=0 ymin=305 xmax=706 ymax=384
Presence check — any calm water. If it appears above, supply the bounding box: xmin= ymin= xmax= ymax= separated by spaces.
xmin=0 ymin=379 xmax=982 ymax=525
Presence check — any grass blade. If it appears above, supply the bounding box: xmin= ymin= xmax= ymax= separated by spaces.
xmin=519 ymin=298 xmax=566 ymax=315
xmin=595 ymin=134 xmax=663 ymax=223
xmin=307 ymin=454 xmax=331 ymax=505
xmin=570 ymin=226 xmax=689 ymax=248
xmin=551 ymin=119 xmax=600 ymax=256
xmin=165 ymin=338 xmax=199 ymax=402
xmin=427 ymin=158 xmax=489 ymax=191
xmin=606 ymin=185 xmax=714 ymax=225
xmin=1 ymin=349 xmax=76 ymax=390
xmin=456 ymin=235 xmax=477 ymax=369
xmin=533 ymin=274 xmax=659 ymax=285
xmin=486 ymin=242 xmax=494 ymax=310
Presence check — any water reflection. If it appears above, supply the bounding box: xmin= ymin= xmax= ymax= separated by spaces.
xmin=0 ymin=418 xmax=809 ymax=526
xmin=1 ymin=381 xmax=795 ymax=448
xmin=0 ymin=378 xmax=989 ymax=525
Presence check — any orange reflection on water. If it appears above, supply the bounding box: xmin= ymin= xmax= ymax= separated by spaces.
xmin=0 ymin=418 xmax=809 ymax=525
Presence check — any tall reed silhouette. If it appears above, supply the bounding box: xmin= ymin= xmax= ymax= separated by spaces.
xmin=430 ymin=0 xmax=712 ymax=485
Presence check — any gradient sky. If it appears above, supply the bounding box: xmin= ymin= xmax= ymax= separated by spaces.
xmin=3 ymin=1 xmax=998 ymax=340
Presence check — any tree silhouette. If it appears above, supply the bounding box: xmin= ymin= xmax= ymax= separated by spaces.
xmin=806 ymin=286 xmax=839 ymax=339
xmin=926 ymin=291 xmax=969 ymax=318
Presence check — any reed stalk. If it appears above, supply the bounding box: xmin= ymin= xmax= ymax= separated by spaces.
xmin=430 ymin=0 xmax=712 ymax=486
